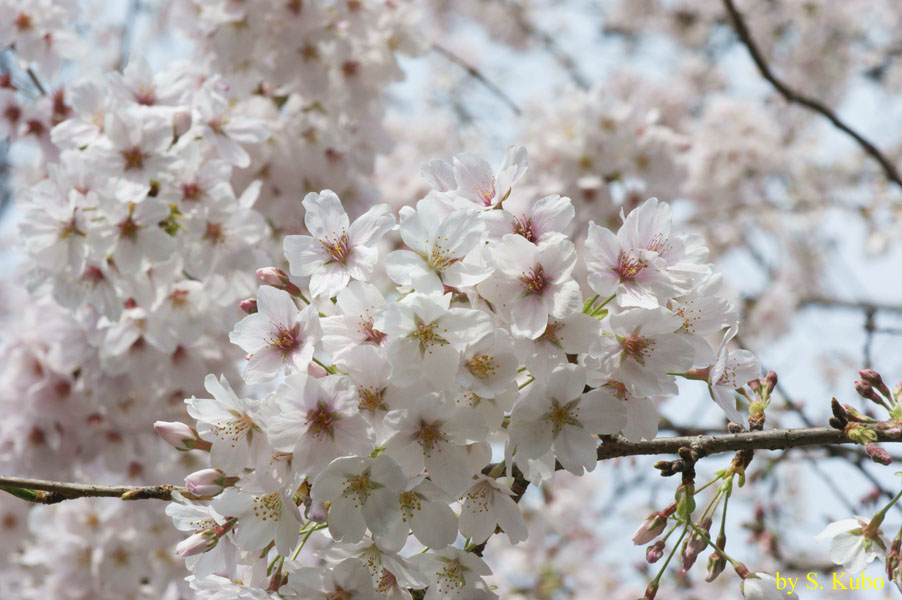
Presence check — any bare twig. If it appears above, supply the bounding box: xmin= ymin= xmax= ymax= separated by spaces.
xmin=25 ymin=67 xmax=46 ymax=96
xmin=500 ymin=0 xmax=590 ymax=90
xmin=431 ymin=43 xmax=522 ymax=116
xmin=722 ymin=0 xmax=902 ymax=191
xmin=0 ymin=476 xmax=183 ymax=504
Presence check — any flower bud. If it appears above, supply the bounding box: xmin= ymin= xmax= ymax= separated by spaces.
xmin=239 ymin=298 xmax=258 ymax=314
xmin=866 ymin=443 xmax=892 ymax=465
xmin=633 ymin=512 xmax=667 ymax=545
xmin=175 ymin=530 xmax=217 ymax=557
xmin=705 ymin=550 xmax=726 ymax=582
xmin=306 ymin=501 xmax=328 ymax=523
xmin=308 ymin=360 xmax=329 ymax=379
xmin=256 ymin=267 xmax=303 ymax=296
xmin=646 ymin=540 xmax=665 ymax=563
xmin=186 ymin=468 xmax=229 ymax=496
xmin=764 ymin=371 xmax=777 ymax=395
xmin=855 ymin=380 xmax=885 ymax=406
xmin=172 ymin=109 xmax=192 ymax=139
xmin=680 ymin=517 xmax=711 ymax=570
xmin=154 ymin=421 xmax=199 ymax=451
xmin=860 ymin=369 xmax=891 ymax=398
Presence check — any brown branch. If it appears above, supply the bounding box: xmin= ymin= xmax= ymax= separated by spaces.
xmin=798 ymin=296 xmax=902 ymax=314
xmin=722 ymin=0 xmax=902 ymax=191
xmin=0 ymin=476 xmax=183 ymax=504
xmin=431 ymin=43 xmax=522 ymax=116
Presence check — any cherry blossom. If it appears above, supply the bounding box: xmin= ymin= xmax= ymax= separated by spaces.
xmin=283 ymin=190 xmax=395 ymax=299
xmin=228 ymin=285 xmax=321 ymax=383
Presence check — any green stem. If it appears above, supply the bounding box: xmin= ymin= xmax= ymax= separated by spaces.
xmin=867 ymin=486 xmax=902 ymax=535
xmin=683 ymin=518 xmax=741 ymax=568
xmin=652 ymin=524 xmax=689 ymax=586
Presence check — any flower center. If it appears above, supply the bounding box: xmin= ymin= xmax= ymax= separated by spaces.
xmin=513 ymin=216 xmax=536 ymax=242
xmin=320 ymin=232 xmax=351 ymax=263
xmin=212 ymin=413 xmax=254 ymax=443
xmin=357 ymin=386 xmax=386 ymax=413
xmin=399 ymin=490 xmax=423 ymax=521
xmin=341 ymin=471 xmax=376 ymax=506
xmin=305 ymin=402 xmax=336 ymax=439
xmin=427 ymin=242 xmax=457 ymax=272
xmin=357 ymin=316 xmax=386 ymax=344
xmin=416 ymin=420 xmax=446 ymax=453
xmin=120 ymin=146 xmax=146 ymax=170
xmin=466 ymin=354 xmax=498 ymax=379
xmin=474 ymin=177 xmax=495 ymax=206
xmin=252 ymin=492 xmax=282 ymax=521
xmin=520 ymin=264 xmax=547 ymax=295
xmin=616 ymin=250 xmax=646 ymax=281
xmin=435 ymin=560 xmax=465 ymax=594
xmin=621 ymin=334 xmax=653 ymax=364
xmin=410 ymin=319 xmax=449 ymax=351
xmin=204 ymin=221 xmax=224 ymax=244
xmin=537 ymin=321 xmax=563 ymax=346
xmin=267 ymin=323 xmax=301 ymax=355
xmin=543 ymin=398 xmax=580 ymax=435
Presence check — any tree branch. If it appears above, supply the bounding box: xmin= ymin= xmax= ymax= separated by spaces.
xmin=431 ymin=43 xmax=522 ymax=116
xmin=594 ymin=426 xmax=893 ymax=461
xmin=722 ymin=0 xmax=902 ymax=191
xmin=0 ymin=476 xmax=183 ymax=504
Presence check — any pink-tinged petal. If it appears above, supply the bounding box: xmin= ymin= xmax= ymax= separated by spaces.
xmin=348 ymin=203 xmax=395 ymax=246
xmin=303 ymin=190 xmax=349 ymax=240
xmin=425 ymin=444 xmax=474 ymax=497
xmin=495 ymin=493 xmax=528 ymax=543
xmin=255 ymin=285 xmax=297 ymax=328
xmin=244 ymin=348 xmax=284 ymax=383
xmin=554 ymin=426 xmax=598 ymax=475
xmin=579 ymin=389 xmax=627 ymax=434
xmin=327 ymin=497 xmax=368 ymax=542
xmin=284 ymin=234 xmax=326 ymax=276
xmin=410 ymin=500 xmax=458 ymax=549
xmin=309 ymin=263 xmax=350 ymax=299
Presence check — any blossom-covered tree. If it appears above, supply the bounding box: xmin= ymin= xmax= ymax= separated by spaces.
xmin=2 ymin=1 xmax=902 ymax=599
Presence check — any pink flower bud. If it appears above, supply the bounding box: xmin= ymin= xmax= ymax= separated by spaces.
xmin=239 ymin=298 xmax=258 ymax=314
xmin=256 ymin=267 xmax=303 ymax=297
xmin=172 ymin=109 xmax=192 ymax=138
xmin=257 ymin=267 xmax=288 ymax=286
xmin=185 ymin=468 xmax=228 ymax=496
xmin=705 ymin=550 xmax=726 ymax=582
xmin=860 ymin=369 xmax=891 ymax=398
xmin=175 ymin=530 xmax=216 ymax=557
xmin=764 ymin=371 xmax=777 ymax=395
xmin=153 ymin=421 xmax=198 ymax=451
xmin=646 ymin=540 xmax=665 ymax=563
xmin=306 ymin=501 xmax=328 ymax=523
xmin=632 ymin=512 xmax=667 ymax=545
xmin=307 ymin=360 xmax=328 ymax=379
xmin=680 ymin=517 xmax=711 ymax=570
xmin=866 ymin=443 xmax=892 ymax=466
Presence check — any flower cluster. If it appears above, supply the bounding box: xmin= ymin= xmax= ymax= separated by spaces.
xmin=162 ymin=145 xmax=760 ymax=598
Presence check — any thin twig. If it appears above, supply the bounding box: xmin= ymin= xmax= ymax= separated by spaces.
xmin=25 ymin=67 xmax=46 ymax=96
xmin=500 ymin=0 xmax=590 ymax=90
xmin=722 ymin=0 xmax=902 ymax=191
xmin=431 ymin=43 xmax=522 ymax=116
xmin=0 ymin=476 xmax=183 ymax=504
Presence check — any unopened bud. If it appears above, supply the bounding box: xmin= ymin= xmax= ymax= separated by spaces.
xmin=154 ymin=421 xmax=201 ymax=451
xmin=306 ymin=501 xmax=328 ymax=523
xmin=186 ymin=468 xmax=230 ymax=496
xmin=175 ymin=530 xmax=217 ymax=557
xmin=855 ymin=380 xmax=885 ymax=406
xmin=680 ymin=517 xmax=711 ymax=570
xmin=866 ymin=443 xmax=892 ymax=466
xmin=705 ymin=550 xmax=726 ymax=582
xmin=847 ymin=424 xmax=880 ymax=444
xmin=256 ymin=267 xmax=303 ymax=296
xmin=308 ymin=360 xmax=329 ymax=379
xmin=735 ymin=563 xmax=750 ymax=579
xmin=764 ymin=371 xmax=777 ymax=395
xmin=239 ymin=298 xmax=258 ymax=314
xmin=860 ymin=369 xmax=892 ymax=399
xmin=646 ymin=540 xmax=665 ymax=563
xmin=843 ymin=405 xmax=877 ymax=423
xmin=831 ymin=398 xmax=848 ymax=425
xmin=172 ymin=109 xmax=192 ymax=139
xmin=632 ymin=512 xmax=667 ymax=545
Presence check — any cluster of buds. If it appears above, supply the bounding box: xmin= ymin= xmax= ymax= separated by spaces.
xmin=829 ymin=369 xmax=902 ymax=464
xmin=745 ymin=370 xmax=777 ymax=430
